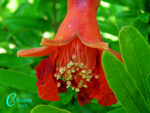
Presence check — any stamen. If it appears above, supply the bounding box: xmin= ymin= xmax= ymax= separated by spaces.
xmin=82 ymin=74 xmax=86 ymax=79
xmin=81 ymin=70 xmax=86 ymax=73
xmin=72 ymin=87 xmax=75 ymax=90
xmin=95 ymin=75 xmax=99 ymax=79
xmin=67 ymin=70 xmax=71 ymax=74
xmin=57 ymin=82 xmax=61 ymax=87
xmin=83 ymin=84 xmax=87 ymax=88
xmin=71 ymin=68 xmax=75 ymax=73
xmin=75 ymin=88 xmax=80 ymax=92
xmin=78 ymin=80 xmax=84 ymax=88
xmin=72 ymin=54 xmax=76 ymax=60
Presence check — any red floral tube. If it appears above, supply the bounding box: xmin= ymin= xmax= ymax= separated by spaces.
xmin=17 ymin=0 xmax=122 ymax=106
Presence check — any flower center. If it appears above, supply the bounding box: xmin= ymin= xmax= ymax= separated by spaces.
xmin=53 ymin=38 xmax=100 ymax=92
xmin=54 ymin=54 xmax=99 ymax=92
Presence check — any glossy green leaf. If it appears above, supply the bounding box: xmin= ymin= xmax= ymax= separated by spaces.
xmin=137 ymin=0 xmax=146 ymax=10
xmin=0 ymin=69 xmax=37 ymax=93
xmin=102 ymin=51 xmax=150 ymax=113
xmin=116 ymin=21 xmax=128 ymax=31
xmin=120 ymin=0 xmax=138 ymax=9
xmin=119 ymin=26 xmax=150 ymax=104
xmin=107 ymin=108 xmax=126 ymax=113
xmin=116 ymin=11 xmax=137 ymax=19
xmin=138 ymin=12 xmax=149 ymax=23
xmin=98 ymin=20 xmax=118 ymax=36
xmin=61 ymin=88 xmax=73 ymax=105
xmin=102 ymin=0 xmax=124 ymax=5
xmin=0 ymin=54 xmax=33 ymax=68
xmin=4 ymin=16 xmax=50 ymax=30
xmin=147 ymin=73 xmax=150 ymax=106
xmin=31 ymin=105 xmax=71 ymax=113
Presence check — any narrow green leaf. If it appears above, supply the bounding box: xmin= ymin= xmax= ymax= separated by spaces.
xmin=98 ymin=21 xmax=118 ymax=36
xmin=31 ymin=105 xmax=71 ymax=113
xmin=138 ymin=12 xmax=149 ymax=23
xmin=0 ymin=54 xmax=33 ymax=68
xmin=107 ymin=108 xmax=126 ymax=113
xmin=102 ymin=51 xmax=150 ymax=113
xmin=61 ymin=88 xmax=73 ymax=105
xmin=102 ymin=0 xmax=124 ymax=5
xmin=116 ymin=11 xmax=137 ymax=19
xmin=116 ymin=21 xmax=128 ymax=31
xmin=0 ymin=69 xmax=37 ymax=93
xmin=119 ymin=26 xmax=150 ymax=104
xmin=4 ymin=16 xmax=50 ymax=30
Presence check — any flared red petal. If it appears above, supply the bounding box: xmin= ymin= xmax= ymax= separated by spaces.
xmin=77 ymin=88 xmax=92 ymax=106
xmin=17 ymin=46 xmax=56 ymax=57
xmin=41 ymin=33 xmax=108 ymax=51
xmin=35 ymin=54 xmax=59 ymax=101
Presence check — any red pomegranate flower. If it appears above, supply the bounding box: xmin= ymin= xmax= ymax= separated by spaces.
xmin=17 ymin=0 xmax=122 ymax=106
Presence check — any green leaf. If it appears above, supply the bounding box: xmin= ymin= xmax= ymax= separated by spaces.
xmin=138 ymin=12 xmax=149 ymax=23
xmin=61 ymin=88 xmax=73 ymax=105
xmin=0 ymin=54 xmax=33 ymax=68
xmin=119 ymin=26 xmax=150 ymax=104
xmin=116 ymin=11 xmax=137 ymax=19
xmin=98 ymin=20 xmax=118 ymax=36
xmin=102 ymin=51 xmax=150 ymax=113
xmin=120 ymin=0 xmax=138 ymax=9
xmin=116 ymin=20 xmax=128 ymax=31
xmin=4 ymin=16 xmax=50 ymax=30
xmin=107 ymin=108 xmax=126 ymax=113
xmin=132 ymin=20 xmax=149 ymax=34
xmin=31 ymin=105 xmax=71 ymax=113
xmin=137 ymin=0 xmax=146 ymax=10
xmin=102 ymin=0 xmax=124 ymax=5
xmin=0 ymin=69 xmax=37 ymax=93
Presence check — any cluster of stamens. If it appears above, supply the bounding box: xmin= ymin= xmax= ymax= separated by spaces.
xmin=54 ymin=54 xmax=99 ymax=92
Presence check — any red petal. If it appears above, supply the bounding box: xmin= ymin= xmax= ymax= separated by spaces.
xmin=77 ymin=88 xmax=92 ymax=106
xmin=97 ymin=65 xmax=117 ymax=106
xmin=41 ymin=35 xmax=108 ymax=51
xmin=57 ymin=79 xmax=67 ymax=93
xmin=17 ymin=46 xmax=57 ymax=57
xmin=35 ymin=54 xmax=59 ymax=101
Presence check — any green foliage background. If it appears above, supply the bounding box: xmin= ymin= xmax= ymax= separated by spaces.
xmin=0 ymin=0 xmax=150 ymax=113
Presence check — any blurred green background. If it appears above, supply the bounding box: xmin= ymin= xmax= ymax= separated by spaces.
xmin=0 ymin=0 xmax=150 ymax=113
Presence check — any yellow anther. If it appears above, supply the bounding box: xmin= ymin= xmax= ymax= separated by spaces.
xmin=57 ymin=82 xmax=61 ymax=87
xmin=72 ymin=87 xmax=75 ymax=90
xmin=76 ymin=68 xmax=79 ymax=71
xmin=67 ymin=64 xmax=71 ymax=68
xmin=81 ymin=70 xmax=86 ymax=73
xmin=79 ymin=63 xmax=84 ymax=68
xmin=59 ymin=68 xmax=64 ymax=74
xmin=86 ymin=76 xmax=92 ymax=79
xmin=82 ymin=74 xmax=86 ymax=79
xmin=75 ymin=88 xmax=80 ymax=92
xmin=71 ymin=68 xmax=75 ymax=73
xmin=78 ymin=80 xmax=84 ymax=88
xmin=83 ymin=85 xmax=87 ymax=88
xmin=95 ymin=75 xmax=99 ymax=79
xmin=66 ymin=85 xmax=70 ymax=88
xmin=86 ymin=78 xmax=91 ymax=82
xmin=67 ymin=81 xmax=71 ymax=85
xmin=69 ymin=61 xmax=74 ymax=66
xmin=75 ymin=63 xmax=79 ymax=66
xmin=79 ymin=72 xmax=82 ymax=75
xmin=72 ymin=54 xmax=76 ymax=60
xmin=67 ymin=70 xmax=71 ymax=74
xmin=63 ymin=67 xmax=66 ymax=71
xmin=54 ymin=74 xmax=57 ymax=77
xmin=88 ymin=69 xmax=91 ymax=74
